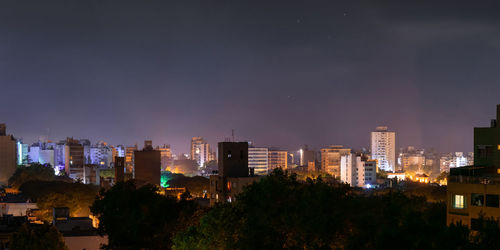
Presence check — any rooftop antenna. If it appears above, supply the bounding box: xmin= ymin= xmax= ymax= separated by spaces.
xmin=232 ymin=129 xmax=235 ymax=142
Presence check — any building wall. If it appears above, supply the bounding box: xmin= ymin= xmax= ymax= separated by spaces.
xmin=64 ymin=235 xmax=108 ymax=250
xmin=191 ymin=137 xmax=213 ymax=167
xmin=371 ymin=126 xmax=396 ymax=172
xmin=474 ymin=105 xmax=500 ymax=167
xmin=0 ymin=135 xmax=16 ymax=185
xmin=447 ymin=182 xmax=500 ymax=228
xmin=39 ymin=149 xmax=55 ymax=168
xmin=134 ymin=150 xmax=161 ymax=186
xmin=321 ymin=145 xmax=350 ymax=177
xmin=268 ymin=150 xmax=287 ymax=171
xmin=248 ymin=147 xmax=269 ymax=175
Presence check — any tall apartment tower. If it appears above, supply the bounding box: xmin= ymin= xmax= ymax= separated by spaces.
xmin=191 ymin=137 xmax=213 ymax=167
xmin=0 ymin=124 xmax=16 ymax=185
xmin=371 ymin=126 xmax=396 ymax=172
xmin=134 ymin=141 xmax=161 ymax=186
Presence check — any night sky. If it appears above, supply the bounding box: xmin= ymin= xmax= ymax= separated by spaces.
xmin=1 ymin=0 xmax=500 ymax=154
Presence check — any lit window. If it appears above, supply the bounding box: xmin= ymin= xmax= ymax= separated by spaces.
xmin=498 ymin=145 xmax=500 ymax=150
xmin=453 ymin=195 xmax=465 ymax=209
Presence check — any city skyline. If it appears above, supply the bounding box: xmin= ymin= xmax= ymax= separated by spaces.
xmin=2 ymin=0 xmax=500 ymax=153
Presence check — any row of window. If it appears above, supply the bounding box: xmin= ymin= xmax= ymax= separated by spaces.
xmin=453 ymin=193 xmax=500 ymax=209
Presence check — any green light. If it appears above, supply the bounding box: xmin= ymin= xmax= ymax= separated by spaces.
xmin=161 ymin=171 xmax=172 ymax=188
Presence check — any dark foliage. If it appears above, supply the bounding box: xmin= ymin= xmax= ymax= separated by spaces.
xmin=9 ymin=223 xmax=68 ymax=250
xmin=173 ymin=169 xmax=497 ymax=249
xmin=90 ymin=180 xmax=199 ymax=249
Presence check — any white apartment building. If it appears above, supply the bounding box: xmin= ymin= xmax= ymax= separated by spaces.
xmin=340 ymin=154 xmax=377 ymax=188
xmin=371 ymin=126 xmax=396 ymax=172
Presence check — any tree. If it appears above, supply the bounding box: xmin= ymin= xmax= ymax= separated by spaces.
xmin=9 ymin=223 xmax=68 ymax=250
xmin=91 ymin=180 xmax=199 ymax=249
xmin=9 ymin=163 xmax=56 ymax=189
xmin=20 ymin=181 xmax=99 ymax=222
xmin=173 ymin=169 xmax=472 ymax=249
xmin=167 ymin=174 xmax=209 ymax=197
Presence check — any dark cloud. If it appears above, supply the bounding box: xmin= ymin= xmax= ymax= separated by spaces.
xmin=1 ymin=0 xmax=499 ymax=153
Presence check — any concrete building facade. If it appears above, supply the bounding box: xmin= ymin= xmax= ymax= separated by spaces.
xmin=0 ymin=124 xmax=16 ymax=185
xmin=371 ymin=126 xmax=396 ymax=172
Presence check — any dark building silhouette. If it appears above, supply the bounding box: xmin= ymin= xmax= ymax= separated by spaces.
xmin=474 ymin=104 xmax=500 ymax=167
xmin=218 ymin=141 xmax=249 ymax=178
xmin=115 ymin=157 xmax=125 ymax=183
xmin=210 ymin=142 xmax=260 ymax=206
xmin=134 ymin=141 xmax=160 ymax=186
xmin=0 ymin=124 xmax=16 ymax=185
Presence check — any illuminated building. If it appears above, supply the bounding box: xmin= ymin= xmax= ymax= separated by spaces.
xmin=447 ymin=104 xmax=500 ymax=229
xmin=156 ymin=144 xmax=173 ymax=170
xmin=387 ymin=172 xmax=406 ymax=181
xmin=28 ymin=143 xmax=40 ymax=164
xmin=0 ymin=124 xmax=17 ymax=185
xmin=209 ymin=142 xmax=260 ymax=206
xmin=115 ymin=145 xmax=125 ymax=157
xmin=440 ymin=152 xmax=473 ymax=173
xmin=398 ymin=146 xmax=425 ymax=172
xmin=320 ymin=145 xmax=351 ymax=177
xmin=248 ymin=147 xmax=269 ymax=175
xmin=340 ymin=153 xmax=377 ymax=188
xmin=39 ymin=147 xmax=55 ymax=168
xmin=54 ymin=143 xmax=70 ymax=174
xmin=66 ymin=138 xmax=84 ymax=177
xmin=134 ymin=141 xmax=161 ymax=186
xmin=268 ymin=149 xmax=288 ymax=171
xmin=16 ymin=141 xmax=28 ymax=165
xmin=299 ymin=145 xmax=316 ymax=167
xmin=371 ymin=126 xmax=396 ymax=172
xmin=125 ymin=145 xmax=137 ymax=173
xmin=414 ymin=173 xmax=429 ymax=183
xmin=190 ymin=137 xmax=213 ymax=167
xmin=90 ymin=142 xmax=113 ymax=167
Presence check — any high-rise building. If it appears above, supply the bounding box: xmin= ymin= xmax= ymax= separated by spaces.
xmin=371 ymin=126 xmax=396 ymax=172
xmin=191 ymin=137 xmax=213 ymax=167
xmin=340 ymin=153 xmax=377 ymax=188
xmin=268 ymin=149 xmax=288 ymax=171
xmin=134 ymin=141 xmax=161 ymax=186
xmin=320 ymin=145 xmax=351 ymax=177
xmin=248 ymin=147 xmax=269 ymax=175
xmin=0 ymin=124 xmax=17 ymax=185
